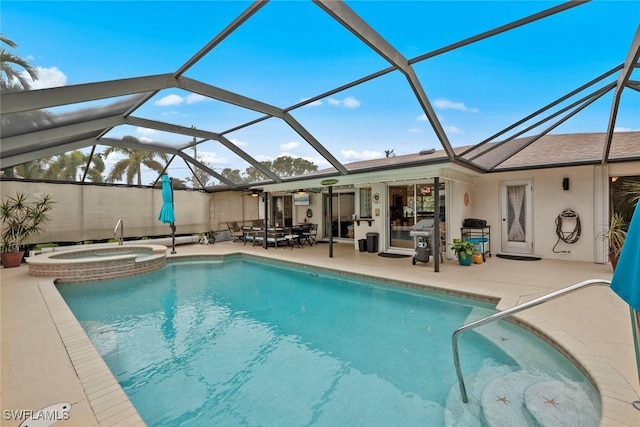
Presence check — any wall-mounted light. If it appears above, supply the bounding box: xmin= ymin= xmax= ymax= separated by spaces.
xmin=611 ymin=176 xmax=619 ymax=183
xmin=297 ymin=189 xmax=306 ymax=195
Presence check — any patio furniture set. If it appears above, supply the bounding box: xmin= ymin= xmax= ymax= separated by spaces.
xmin=227 ymin=221 xmax=317 ymax=249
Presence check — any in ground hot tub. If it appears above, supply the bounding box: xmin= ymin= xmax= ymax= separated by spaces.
xmin=27 ymin=245 xmax=168 ymax=283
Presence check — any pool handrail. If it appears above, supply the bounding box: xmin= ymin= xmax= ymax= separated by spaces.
xmin=452 ymin=278 xmax=612 ymax=403
xmin=114 ymin=219 xmax=123 ymax=245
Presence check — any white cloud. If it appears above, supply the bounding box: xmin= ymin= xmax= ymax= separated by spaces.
xmin=22 ymin=66 xmax=67 ymax=89
xmin=408 ymin=127 xmax=421 ymax=133
xmin=306 ymin=155 xmax=331 ymax=169
xmin=327 ymin=96 xmax=362 ymax=108
xmin=254 ymin=154 xmax=273 ymax=163
xmin=186 ymin=93 xmax=209 ymax=104
xmin=417 ymin=113 xmax=464 ymax=134
xmin=139 ymin=136 xmax=154 ymax=143
xmin=229 ymin=138 xmax=247 ymax=147
xmin=155 ymin=94 xmax=183 ymax=106
xmin=300 ymin=97 xmax=323 ymax=107
xmin=280 ymin=141 xmax=300 ymax=151
xmin=340 ymin=149 xmax=383 ymax=161
xmin=343 ymin=96 xmax=361 ymax=108
xmin=197 ymin=151 xmax=227 ymax=165
xmin=433 ymin=98 xmax=479 ymax=113
xmin=136 ymin=128 xmax=158 ymax=136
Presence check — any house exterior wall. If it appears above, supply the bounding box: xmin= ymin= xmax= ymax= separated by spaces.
xmin=471 ymin=165 xmax=599 ymax=262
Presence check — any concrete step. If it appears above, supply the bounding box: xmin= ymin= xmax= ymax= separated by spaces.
xmin=447 ymin=368 xmax=600 ymax=427
xmin=523 ymin=380 xmax=599 ymax=427
xmin=480 ymin=370 xmax=542 ymax=427
xmin=445 ymin=365 xmax=514 ymax=427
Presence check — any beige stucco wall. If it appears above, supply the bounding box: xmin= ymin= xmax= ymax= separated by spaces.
xmin=470 ymin=165 xmax=599 ymax=261
xmin=209 ymin=190 xmax=259 ymax=232
xmin=0 ymin=181 xmax=216 ymax=244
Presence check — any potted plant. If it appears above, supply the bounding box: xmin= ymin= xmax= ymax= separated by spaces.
xmin=450 ymin=238 xmax=476 ymax=266
xmin=599 ymin=212 xmax=627 ymax=270
xmin=1 ymin=192 xmax=54 ymax=268
xmin=207 ymin=230 xmax=221 ymax=244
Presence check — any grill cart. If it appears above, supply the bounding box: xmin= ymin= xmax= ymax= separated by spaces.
xmin=409 ymin=219 xmax=434 ymax=265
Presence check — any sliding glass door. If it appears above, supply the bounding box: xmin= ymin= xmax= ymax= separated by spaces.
xmin=323 ymin=191 xmax=355 ymax=239
xmin=388 ymin=182 xmax=445 ymax=250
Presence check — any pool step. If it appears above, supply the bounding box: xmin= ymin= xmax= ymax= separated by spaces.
xmin=445 ymin=366 xmax=512 ymax=427
xmin=460 ymin=308 xmax=560 ymax=369
xmin=481 ymin=371 xmax=599 ymax=427
xmin=447 ymin=307 xmax=600 ymax=426
xmin=446 ymin=368 xmax=600 ymax=427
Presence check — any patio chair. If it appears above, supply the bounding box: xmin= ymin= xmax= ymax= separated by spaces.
xmin=227 ymin=221 xmax=244 ymax=241
xmin=283 ymin=226 xmax=301 ymax=249
xmin=242 ymin=226 xmax=258 ymax=246
xmin=301 ymin=223 xmax=317 ymax=246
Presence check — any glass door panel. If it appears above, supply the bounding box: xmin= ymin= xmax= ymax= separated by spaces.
xmin=389 ymin=185 xmax=415 ymax=249
xmin=323 ymin=191 xmax=355 ymax=239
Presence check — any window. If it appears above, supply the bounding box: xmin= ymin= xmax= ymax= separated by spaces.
xmin=359 ymin=188 xmax=372 ymax=218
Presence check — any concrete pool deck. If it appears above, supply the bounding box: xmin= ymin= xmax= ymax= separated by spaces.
xmin=2 ymin=241 xmax=639 ymax=426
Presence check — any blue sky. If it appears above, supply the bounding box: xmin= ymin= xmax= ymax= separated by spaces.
xmin=2 ymin=0 xmax=639 ymax=184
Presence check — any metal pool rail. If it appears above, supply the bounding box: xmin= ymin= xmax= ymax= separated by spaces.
xmin=452 ymin=278 xmax=612 ymax=403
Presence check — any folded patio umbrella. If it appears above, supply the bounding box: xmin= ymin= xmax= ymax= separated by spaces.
xmin=158 ymin=174 xmax=176 ymax=253
xmin=610 ymin=204 xmax=640 ymax=409
xmin=611 ymin=205 xmax=640 ymax=311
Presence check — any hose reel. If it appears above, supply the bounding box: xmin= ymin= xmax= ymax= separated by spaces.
xmin=552 ymin=209 xmax=581 ymax=253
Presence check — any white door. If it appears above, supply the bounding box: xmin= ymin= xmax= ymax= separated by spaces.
xmin=501 ymin=180 xmax=533 ymax=254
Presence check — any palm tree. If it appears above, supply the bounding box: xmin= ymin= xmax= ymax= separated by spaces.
xmin=42 ymin=151 xmax=105 ymax=182
xmin=104 ymin=136 xmax=170 ymax=186
xmin=1 ymin=35 xmax=38 ymax=91
xmin=2 ymin=158 xmax=49 ymax=179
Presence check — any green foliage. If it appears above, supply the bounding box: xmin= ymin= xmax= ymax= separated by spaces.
xmin=0 ymin=192 xmax=54 ymax=252
xmin=221 ymin=168 xmax=245 ymax=184
xmin=599 ymin=212 xmax=627 ymax=258
xmin=207 ymin=229 xmax=222 ymax=244
xmin=449 ymin=238 xmax=475 ymax=257
xmin=611 ymin=177 xmax=640 ymax=227
xmin=244 ymin=156 xmax=318 ymax=182
xmin=43 ymin=150 xmax=105 ymax=182
xmin=104 ymin=136 xmax=170 ymax=186
xmin=186 ymin=155 xmax=217 ymax=188
xmin=1 ymin=35 xmax=39 ymax=91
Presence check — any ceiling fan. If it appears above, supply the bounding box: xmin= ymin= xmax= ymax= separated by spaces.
xmin=290 ymin=188 xmax=322 ymax=195
xmin=246 ymin=189 xmax=263 ymax=198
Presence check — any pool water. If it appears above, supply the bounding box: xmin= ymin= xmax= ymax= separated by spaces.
xmin=57 ymin=257 xmax=597 ymax=426
xmin=54 ymin=251 xmax=152 ymax=259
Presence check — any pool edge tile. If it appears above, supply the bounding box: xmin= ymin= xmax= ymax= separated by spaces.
xmin=38 ymin=280 xmax=146 ymax=427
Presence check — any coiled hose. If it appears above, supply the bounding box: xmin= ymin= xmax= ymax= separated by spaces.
xmin=552 ymin=209 xmax=581 ymax=253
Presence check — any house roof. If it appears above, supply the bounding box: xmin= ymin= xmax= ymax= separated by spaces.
xmin=322 ymin=131 xmax=640 ymax=175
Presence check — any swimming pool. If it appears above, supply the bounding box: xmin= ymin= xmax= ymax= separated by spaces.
xmin=57 ymin=256 xmax=600 ymax=426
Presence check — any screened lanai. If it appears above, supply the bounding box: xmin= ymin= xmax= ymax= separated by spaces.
xmin=1 ymin=0 xmax=639 ymax=190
